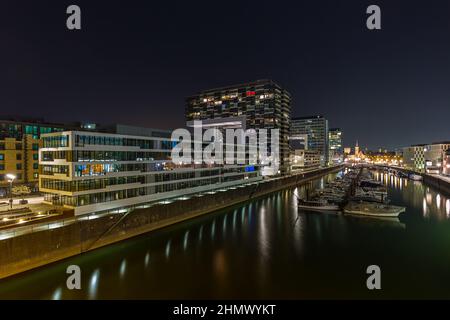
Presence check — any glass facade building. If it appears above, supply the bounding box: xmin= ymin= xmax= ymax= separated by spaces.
xmin=0 ymin=119 xmax=70 ymax=194
xmin=402 ymin=145 xmax=426 ymax=172
xmin=40 ymin=131 xmax=261 ymax=215
xmin=291 ymin=115 xmax=329 ymax=166
xmin=328 ymin=128 xmax=343 ymax=164
xmin=186 ymin=79 xmax=291 ymax=174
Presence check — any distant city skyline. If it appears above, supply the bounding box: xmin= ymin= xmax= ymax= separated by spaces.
xmin=1 ymin=1 xmax=450 ymax=150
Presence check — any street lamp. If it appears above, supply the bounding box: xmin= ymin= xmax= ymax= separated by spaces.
xmin=6 ymin=174 xmax=16 ymax=209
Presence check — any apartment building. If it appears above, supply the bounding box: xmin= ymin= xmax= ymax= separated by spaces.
xmin=0 ymin=119 xmax=69 ymax=196
xmin=186 ymin=79 xmax=291 ymax=174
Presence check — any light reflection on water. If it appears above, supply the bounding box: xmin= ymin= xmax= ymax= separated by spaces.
xmin=89 ymin=269 xmax=100 ymax=299
xmin=51 ymin=287 xmax=62 ymax=300
xmin=1 ymin=169 xmax=450 ymax=299
xmin=144 ymin=252 xmax=150 ymax=267
xmin=374 ymin=171 xmax=450 ymax=220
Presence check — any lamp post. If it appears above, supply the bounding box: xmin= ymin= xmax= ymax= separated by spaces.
xmin=6 ymin=174 xmax=16 ymax=210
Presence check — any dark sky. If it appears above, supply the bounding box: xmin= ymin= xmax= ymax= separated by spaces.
xmin=1 ymin=0 xmax=449 ymax=150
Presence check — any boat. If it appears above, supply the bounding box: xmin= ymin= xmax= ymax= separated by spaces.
xmin=298 ymin=198 xmax=340 ymax=212
xmin=344 ymin=201 xmax=405 ymax=217
xmin=396 ymin=171 xmax=408 ymax=178
xmin=409 ymin=174 xmax=422 ymax=181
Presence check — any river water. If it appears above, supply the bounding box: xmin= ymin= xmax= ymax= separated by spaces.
xmin=1 ymin=169 xmax=450 ymax=299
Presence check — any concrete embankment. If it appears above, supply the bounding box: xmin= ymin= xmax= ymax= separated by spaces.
xmin=422 ymin=175 xmax=450 ymax=196
xmin=0 ymin=166 xmax=342 ymax=279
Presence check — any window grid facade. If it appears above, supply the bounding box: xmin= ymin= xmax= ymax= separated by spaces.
xmin=40 ymin=131 xmax=261 ymax=215
xmin=186 ymin=79 xmax=291 ymax=174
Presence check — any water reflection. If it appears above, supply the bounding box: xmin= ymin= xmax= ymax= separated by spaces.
xmin=222 ymin=215 xmax=227 ymax=234
xmin=165 ymin=240 xmax=171 ymax=259
xmin=198 ymin=225 xmax=203 ymax=242
xmin=258 ymin=203 xmax=268 ymax=260
xmin=119 ymin=260 xmax=127 ymax=278
xmin=183 ymin=231 xmax=189 ymax=251
xmin=446 ymin=199 xmax=450 ymax=217
xmin=145 ymin=252 xmax=150 ymax=267
xmin=211 ymin=220 xmax=216 ymax=239
xmin=51 ymin=287 xmax=62 ymax=300
xmin=2 ymin=169 xmax=450 ymax=299
xmin=89 ymin=269 xmax=100 ymax=299
xmin=375 ymin=170 xmax=450 ymax=220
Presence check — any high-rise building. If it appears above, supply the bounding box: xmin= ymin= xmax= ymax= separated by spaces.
xmin=328 ymin=128 xmax=343 ymax=164
xmin=291 ymin=115 xmax=329 ymax=166
xmin=186 ymin=79 xmax=291 ymax=174
xmin=0 ymin=118 xmax=73 ymax=196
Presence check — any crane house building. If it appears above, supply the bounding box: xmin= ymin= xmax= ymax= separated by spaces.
xmin=186 ymin=79 xmax=291 ymax=174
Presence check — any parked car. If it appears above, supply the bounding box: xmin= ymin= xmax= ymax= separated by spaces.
xmin=19 ymin=199 xmax=29 ymax=205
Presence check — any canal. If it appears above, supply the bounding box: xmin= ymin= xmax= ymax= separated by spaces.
xmin=1 ymin=169 xmax=450 ymax=299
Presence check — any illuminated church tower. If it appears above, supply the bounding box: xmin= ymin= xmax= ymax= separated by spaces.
xmin=355 ymin=140 xmax=360 ymax=157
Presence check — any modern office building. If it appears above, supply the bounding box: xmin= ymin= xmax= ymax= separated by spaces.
xmin=328 ymin=128 xmax=343 ymax=164
xmin=424 ymin=142 xmax=450 ymax=174
xmin=288 ymin=136 xmax=320 ymax=172
xmin=0 ymin=118 xmax=73 ymax=196
xmin=290 ymin=149 xmax=321 ymax=172
xmin=403 ymin=142 xmax=450 ymax=173
xmin=39 ymin=130 xmax=262 ymax=215
xmin=402 ymin=144 xmax=426 ymax=172
xmin=186 ymin=79 xmax=291 ymax=174
xmin=291 ymin=115 xmax=329 ymax=166
xmin=443 ymin=149 xmax=450 ymax=176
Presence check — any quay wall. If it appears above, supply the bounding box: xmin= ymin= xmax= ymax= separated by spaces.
xmin=373 ymin=165 xmax=450 ymax=196
xmin=422 ymin=175 xmax=450 ymax=196
xmin=0 ymin=166 xmax=342 ymax=280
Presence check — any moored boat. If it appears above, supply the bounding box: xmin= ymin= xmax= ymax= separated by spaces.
xmin=344 ymin=201 xmax=405 ymax=217
xmin=409 ymin=174 xmax=422 ymax=181
xmin=298 ymin=199 xmax=340 ymax=212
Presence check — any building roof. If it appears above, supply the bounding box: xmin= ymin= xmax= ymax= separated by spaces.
xmin=0 ymin=116 xmax=76 ymax=128
xmin=292 ymin=115 xmax=325 ymax=120
xmin=188 ymin=79 xmax=290 ymax=96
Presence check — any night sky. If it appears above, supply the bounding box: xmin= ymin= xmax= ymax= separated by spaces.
xmin=1 ymin=0 xmax=449 ymax=150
